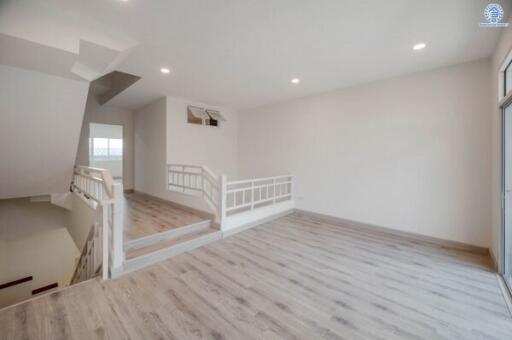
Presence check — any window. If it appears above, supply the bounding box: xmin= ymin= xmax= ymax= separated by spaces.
xmin=89 ymin=138 xmax=123 ymax=161
xmin=505 ymin=59 xmax=512 ymax=97
xmin=187 ymin=105 xmax=226 ymax=126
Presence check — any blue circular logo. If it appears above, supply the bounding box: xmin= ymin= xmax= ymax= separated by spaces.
xmin=484 ymin=3 xmax=504 ymax=24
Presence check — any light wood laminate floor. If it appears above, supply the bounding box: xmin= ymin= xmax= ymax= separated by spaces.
xmin=1 ymin=213 xmax=512 ymax=339
xmin=123 ymin=192 xmax=206 ymax=241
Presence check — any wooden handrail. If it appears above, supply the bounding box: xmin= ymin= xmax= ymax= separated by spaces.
xmin=0 ymin=276 xmax=33 ymax=290
xmin=202 ymin=166 xmax=220 ymax=182
xmin=168 ymin=163 xmax=221 ymax=219
xmin=74 ymin=165 xmax=114 ymax=199
xmin=32 ymin=283 xmax=58 ymax=295
xmin=227 ymin=175 xmax=292 ymax=186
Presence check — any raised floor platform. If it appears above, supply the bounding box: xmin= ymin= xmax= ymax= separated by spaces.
xmin=122 ymin=192 xmax=207 ymax=242
xmin=120 ymin=192 xmax=221 ymax=275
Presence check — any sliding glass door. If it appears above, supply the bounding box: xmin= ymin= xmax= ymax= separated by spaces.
xmin=503 ymin=101 xmax=512 ymax=287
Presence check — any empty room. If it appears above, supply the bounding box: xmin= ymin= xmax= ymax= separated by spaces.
xmin=1 ymin=0 xmax=512 ymax=339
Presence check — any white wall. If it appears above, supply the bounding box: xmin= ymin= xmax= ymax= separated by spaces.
xmin=491 ymin=25 xmax=512 ymax=264
xmin=134 ymin=98 xmax=168 ymax=199
xmin=133 ymin=97 xmax=209 ymax=212
xmin=134 ymin=96 xmax=238 ymax=213
xmin=66 ymin=194 xmax=98 ymax=251
xmin=167 ymin=96 xmax=238 ymax=178
xmin=0 ymin=65 xmax=89 ymax=199
xmin=0 ymin=198 xmax=79 ymax=307
xmin=239 ymin=59 xmax=492 ymax=247
xmin=75 ymin=97 xmax=134 ymax=190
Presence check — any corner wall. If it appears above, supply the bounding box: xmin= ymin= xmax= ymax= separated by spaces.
xmin=75 ymin=96 xmax=135 ymax=190
xmin=133 ymin=97 xmax=209 ymax=211
xmin=166 ymin=96 xmax=238 ymax=179
xmin=133 ymin=96 xmax=239 ymax=213
xmin=133 ymin=98 xmax=168 ymax=199
xmin=238 ymin=59 xmax=492 ymax=247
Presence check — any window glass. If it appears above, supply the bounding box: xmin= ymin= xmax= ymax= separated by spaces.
xmin=90 ymin=138 xmax=122 ymax=161
xmin=93 ymin=138 xmax=109 ymax=160
xmin=109 ymin=139 xmax=123 ymax=160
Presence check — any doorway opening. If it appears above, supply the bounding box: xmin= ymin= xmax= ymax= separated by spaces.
xmin=89 ymin=123 xmax=123 ymax=184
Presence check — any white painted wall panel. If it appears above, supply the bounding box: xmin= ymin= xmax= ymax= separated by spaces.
xmin=134 ymin=97 xmax=239 ymax=213
xmin=166 ymin=96 xmax=238 ymax=179
xmin=238 ymin=60 xmax=492 ymax=247
xmin=0 ymin=65 xmax=88 ymax=199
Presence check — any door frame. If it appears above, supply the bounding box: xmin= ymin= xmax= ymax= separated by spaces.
xmin=88 ymin=122 xmax=125 ymax=184
xmin=501 ymin=95 xmax=512 ymax=294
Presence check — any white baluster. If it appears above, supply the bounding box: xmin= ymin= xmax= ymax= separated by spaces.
xmin=219 ymin=175 xmax=227 ymax=227
xmin=110 ymin=183 xmax=124 ymax=275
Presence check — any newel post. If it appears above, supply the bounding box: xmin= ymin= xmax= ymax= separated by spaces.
xmin=219 ymin=175 xmax=227 ymax=229
xmin=111 ymin=183 xmax=124 ymax=275
xmin=101 ymin=204 xmax=109 ymax=280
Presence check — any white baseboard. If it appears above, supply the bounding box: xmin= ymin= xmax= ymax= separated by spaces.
xmin=294 ymin=209 xmax=489 ymax=255
xmin=222 ymin=202 xmax=295 ymax=238
xmin=490 ymin=249 xmax=499 ymax=272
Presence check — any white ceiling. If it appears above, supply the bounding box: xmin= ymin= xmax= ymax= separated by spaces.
xmin=0 ymin=0 xmax=509 ymax=110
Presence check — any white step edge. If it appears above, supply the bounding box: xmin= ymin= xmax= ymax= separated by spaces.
xmin=122 ymin=230 xmax=222 ymax=275
xmin=50 ymin=192 xmax=73 ymax=210
xmin=29 ymin=195 xmax=51 ymax=202
xmin=124 ymin=219 xmax=212 ymax=251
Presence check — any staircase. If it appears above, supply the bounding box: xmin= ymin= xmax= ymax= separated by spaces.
xmin=0 ymin=276 xmax=60 ymax=309
xmin=69 ymin=164 xmax=294 ymax=280
xmin=123 ymin=219 xmax=221 ymax=273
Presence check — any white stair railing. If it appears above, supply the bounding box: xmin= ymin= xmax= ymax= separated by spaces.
xmin=168 ymin=164 xmax=293 ymax=229
xmin=71 ymin=166 xmax=124 ymax=280
xmin=167 ymin=164 xmax=226 ymax=223
xmin=70 ymin=222 xmax=102 ymax=284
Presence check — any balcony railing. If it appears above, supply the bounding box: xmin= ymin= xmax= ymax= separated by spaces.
xmin=168 ymin=164 xmax=294 ymax=231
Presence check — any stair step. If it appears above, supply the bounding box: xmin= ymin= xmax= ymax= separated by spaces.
xmin=124 ymin=219 xmax=212 ymax=251
xmin=122 ymin=228 xmax=222 ymax=274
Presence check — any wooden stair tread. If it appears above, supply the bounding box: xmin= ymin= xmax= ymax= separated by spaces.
xmin=124 ymin=219 xmax=212 ymax=251
xmin=125 ymin=227 xmax=219 ymax=259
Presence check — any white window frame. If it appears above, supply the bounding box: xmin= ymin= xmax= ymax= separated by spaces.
xmin=499 ymin=48 xmax=512 ymax=105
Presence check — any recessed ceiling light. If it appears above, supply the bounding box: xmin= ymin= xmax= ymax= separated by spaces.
xmin=413 ymin=43 xmax=426 ymax=51
xmin=291 ymin=78 xmax=300 ymax=84
xmin=160 ymin=67 xmax=171 ymax=74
